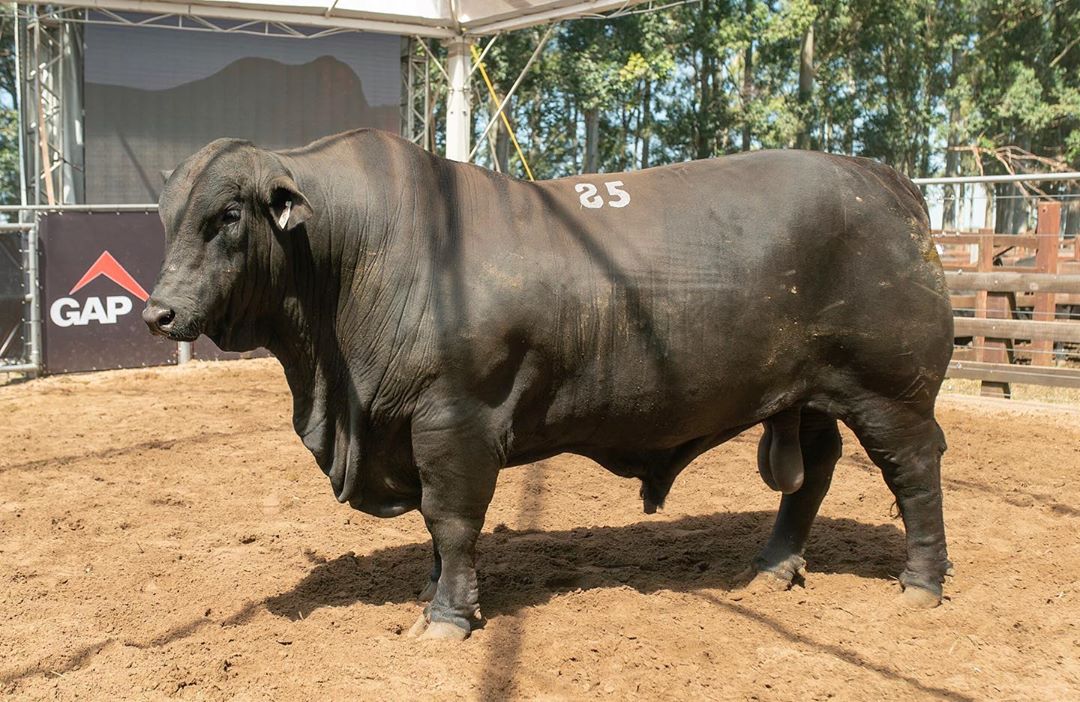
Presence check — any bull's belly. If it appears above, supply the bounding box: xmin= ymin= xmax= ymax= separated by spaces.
xmin=508 ymin=372 xmax=790 ymax=463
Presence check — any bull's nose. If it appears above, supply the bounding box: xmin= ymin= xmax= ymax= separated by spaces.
xmin=142 ymin=303 xmax=175 ymax=335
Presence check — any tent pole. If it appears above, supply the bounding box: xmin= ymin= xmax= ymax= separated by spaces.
xmin=444 ymin=35 xmax=472 ymax=162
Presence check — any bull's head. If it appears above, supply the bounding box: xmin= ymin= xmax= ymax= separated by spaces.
xmin=142 ymin=139 xmax=312 ymax=350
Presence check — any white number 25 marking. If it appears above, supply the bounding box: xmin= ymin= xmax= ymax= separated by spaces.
xmin=575 ymin=180 xmax=631 ymax=209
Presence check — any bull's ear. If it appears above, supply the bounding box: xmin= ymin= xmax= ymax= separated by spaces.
xmin=267 ymin=175 xmax=313 ymax=231
xmin=160 ymin=169 xmax=174 ymax=183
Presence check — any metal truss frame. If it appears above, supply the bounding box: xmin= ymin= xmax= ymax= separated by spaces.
xmin=18 ymin=5 xmax=82 ymax=206
xmin=22 ymin=4 xmax=393 ymax=39
xmin=21 ymin=0 xmax=457 ymax=37
xmin=401 ymin=37 xmax=434 ymax=152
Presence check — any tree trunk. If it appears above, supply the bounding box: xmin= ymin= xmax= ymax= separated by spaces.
xmin=495 ymin=123 xmax=510 ymax=174
xmin=641 ymin=78 xmax=652 ymax=169
xmin=696 ymin=1 xmax=711 ymax=159
xmin=943 ymin=48 xmax=962 ymax=229
xmin=796 ymin=22 xmax=815 ymax=149
xmin=696 ymin=1 xmax=716 ymax=162
xmin=569 ymin=103 xmax=579 ymax=174
xmin=584 ymin=108 xmax=600 ymax=174
xmin=994 ymin=135 xmax=1032 ymax=234
xmin=741 ymin=0 xmax=754 ymax=151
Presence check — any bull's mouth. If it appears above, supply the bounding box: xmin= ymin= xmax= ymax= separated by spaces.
xmin=147 ymin=315 xmax=201 ymax=342
xmin=165 ymin=327 xmax=200 ymax=343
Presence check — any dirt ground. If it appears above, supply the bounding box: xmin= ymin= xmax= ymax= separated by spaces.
xmin=0 ymin=359 xmax=1077 ymax=701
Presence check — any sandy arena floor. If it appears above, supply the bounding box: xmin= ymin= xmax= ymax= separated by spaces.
xmin=0 ymin=359 xmax=1078 ymax=701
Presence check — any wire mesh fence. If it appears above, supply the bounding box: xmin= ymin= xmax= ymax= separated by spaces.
xmin=915 ymin=174 xmax=1080 ymax=238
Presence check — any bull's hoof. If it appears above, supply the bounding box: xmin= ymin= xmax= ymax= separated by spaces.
xmin=735 ymin=567 xmax=794 ymax=594
xmin=418 ymin=580 xmax=437 ymax=602
xmin=899 ymin=585 xmax=942 ymax=609
xmin=739 ymin=553 xmax=806 ymax=588
xmin=405 ymin=613 xmax=471 ymax=641
xmin=420 ymin=621 xmax=470 ymax=641
xmin=406 ymin=613 xmax=429 ymax=638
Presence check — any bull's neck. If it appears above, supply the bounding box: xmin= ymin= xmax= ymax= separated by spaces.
xmin=263 ymin=140 xmax=426 ymax=457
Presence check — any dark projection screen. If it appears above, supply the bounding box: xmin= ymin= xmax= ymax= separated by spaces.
xmin=84 ymin=24 xmax=401 ymax=204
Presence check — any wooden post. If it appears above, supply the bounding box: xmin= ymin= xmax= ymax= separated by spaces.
xmin=974 ymin=228 xmax=1013 ymax=397
xmin=973 ymin=229 xmax=991 ymax=364
xmin=1032 ymin=202 xmax=1061 ymax=366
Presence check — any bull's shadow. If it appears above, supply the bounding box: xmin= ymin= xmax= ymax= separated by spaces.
xmin=264 ymin=511 xmax=905 ymax=621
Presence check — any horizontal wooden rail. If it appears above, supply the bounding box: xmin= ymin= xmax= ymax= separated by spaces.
xmin=947 ymin=360 xmax=1080 ymax=389
xmin=953 ymin=317 xmax=1080 ymax=344
xmin=933 ymin=233 xmax=1042 ymax=247
xmin=944 ymin=271 xmax=1080 ymax=293
xmin=943 ymin=266 xmax=1069 ymax=275
xmin=950 ymin=294 xmax=1080 ymax=308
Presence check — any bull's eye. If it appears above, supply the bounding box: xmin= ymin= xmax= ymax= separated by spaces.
xmin=220 ymin=208 xmax=242 ymax=225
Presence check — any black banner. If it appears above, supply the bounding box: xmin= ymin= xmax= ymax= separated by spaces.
xmin=41 ymin=212 xmax=175 ymax=373
xmin=40 ymin=212 xmax=270 ymax=373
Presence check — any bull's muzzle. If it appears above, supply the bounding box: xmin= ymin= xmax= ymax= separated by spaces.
xmin=142 ymin=303 xmax=176 ymax=337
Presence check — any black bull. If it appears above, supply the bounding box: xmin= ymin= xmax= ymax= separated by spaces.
xmin=145 ymin=130 xmax=953 ymax=640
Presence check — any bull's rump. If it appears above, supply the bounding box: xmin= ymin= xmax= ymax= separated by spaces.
xmin=449 ymin=150 xmax=951 ymax=451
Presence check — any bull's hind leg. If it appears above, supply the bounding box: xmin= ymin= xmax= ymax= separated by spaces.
xmin=747 ymin=409 xmax=842 ymax=588
xmin=846 ymin=398 xmax=949 ymax=608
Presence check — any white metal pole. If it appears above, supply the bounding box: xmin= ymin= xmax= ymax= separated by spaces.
xmin=178 ymin=341 xmax=192 ymax=364
xmin=25 ymin=220 xmax=41 ymax=375
xmin=13 ymin=2 xmax=28 ymax=212
xmin=13 ymin=4 xmax=38 ymax=376
xmin=912 ymin=172 xmax=1080 ymax=185
xmin=444 ymin=35 xmax=472 ymax=162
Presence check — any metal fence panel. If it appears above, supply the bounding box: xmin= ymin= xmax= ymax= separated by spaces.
xmin=0 ymin=229 xmax=28 ymax=368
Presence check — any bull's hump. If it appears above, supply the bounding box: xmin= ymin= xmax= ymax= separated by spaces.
xmin=160 ymin=139 xmax=257 ymax=220
xmin=180 ymin=138 xmax=254 ymax=180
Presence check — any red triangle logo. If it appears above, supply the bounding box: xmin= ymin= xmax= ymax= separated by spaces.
xmin=69 ymin=251 xmax=150 ymax=302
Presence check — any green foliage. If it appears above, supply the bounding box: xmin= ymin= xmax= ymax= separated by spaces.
xmin=468 ymin=0 xmax=1078 ymax=177
xmin=0 ymin=106 xmax=19 ymax=207
xmin=0 ymin=2 xmax=1072 ymax=187
xmin=0 ymin=5 xmax=17 ymax=206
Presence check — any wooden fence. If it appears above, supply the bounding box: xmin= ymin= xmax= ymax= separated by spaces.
xmin=933 ymin=201 xmax=1080 ymax=394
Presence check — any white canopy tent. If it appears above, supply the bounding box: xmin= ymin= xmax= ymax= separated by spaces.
xmin=27 ymin=0 xmax=644 ymax=36
xmin=22 ymin=0 xmax=648 ymax=162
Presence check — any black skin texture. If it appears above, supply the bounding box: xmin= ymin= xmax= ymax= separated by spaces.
xmin=147 ymin=130 xmax=954 ymax=635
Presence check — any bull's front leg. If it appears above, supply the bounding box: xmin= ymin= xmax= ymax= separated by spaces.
xmin=407 ymin=419 xmax=500 ymax=641
xmin=417 ymin=535 xmax=441 ymax=602
xmin=407 ymin=512 xmax=486 ymax=640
